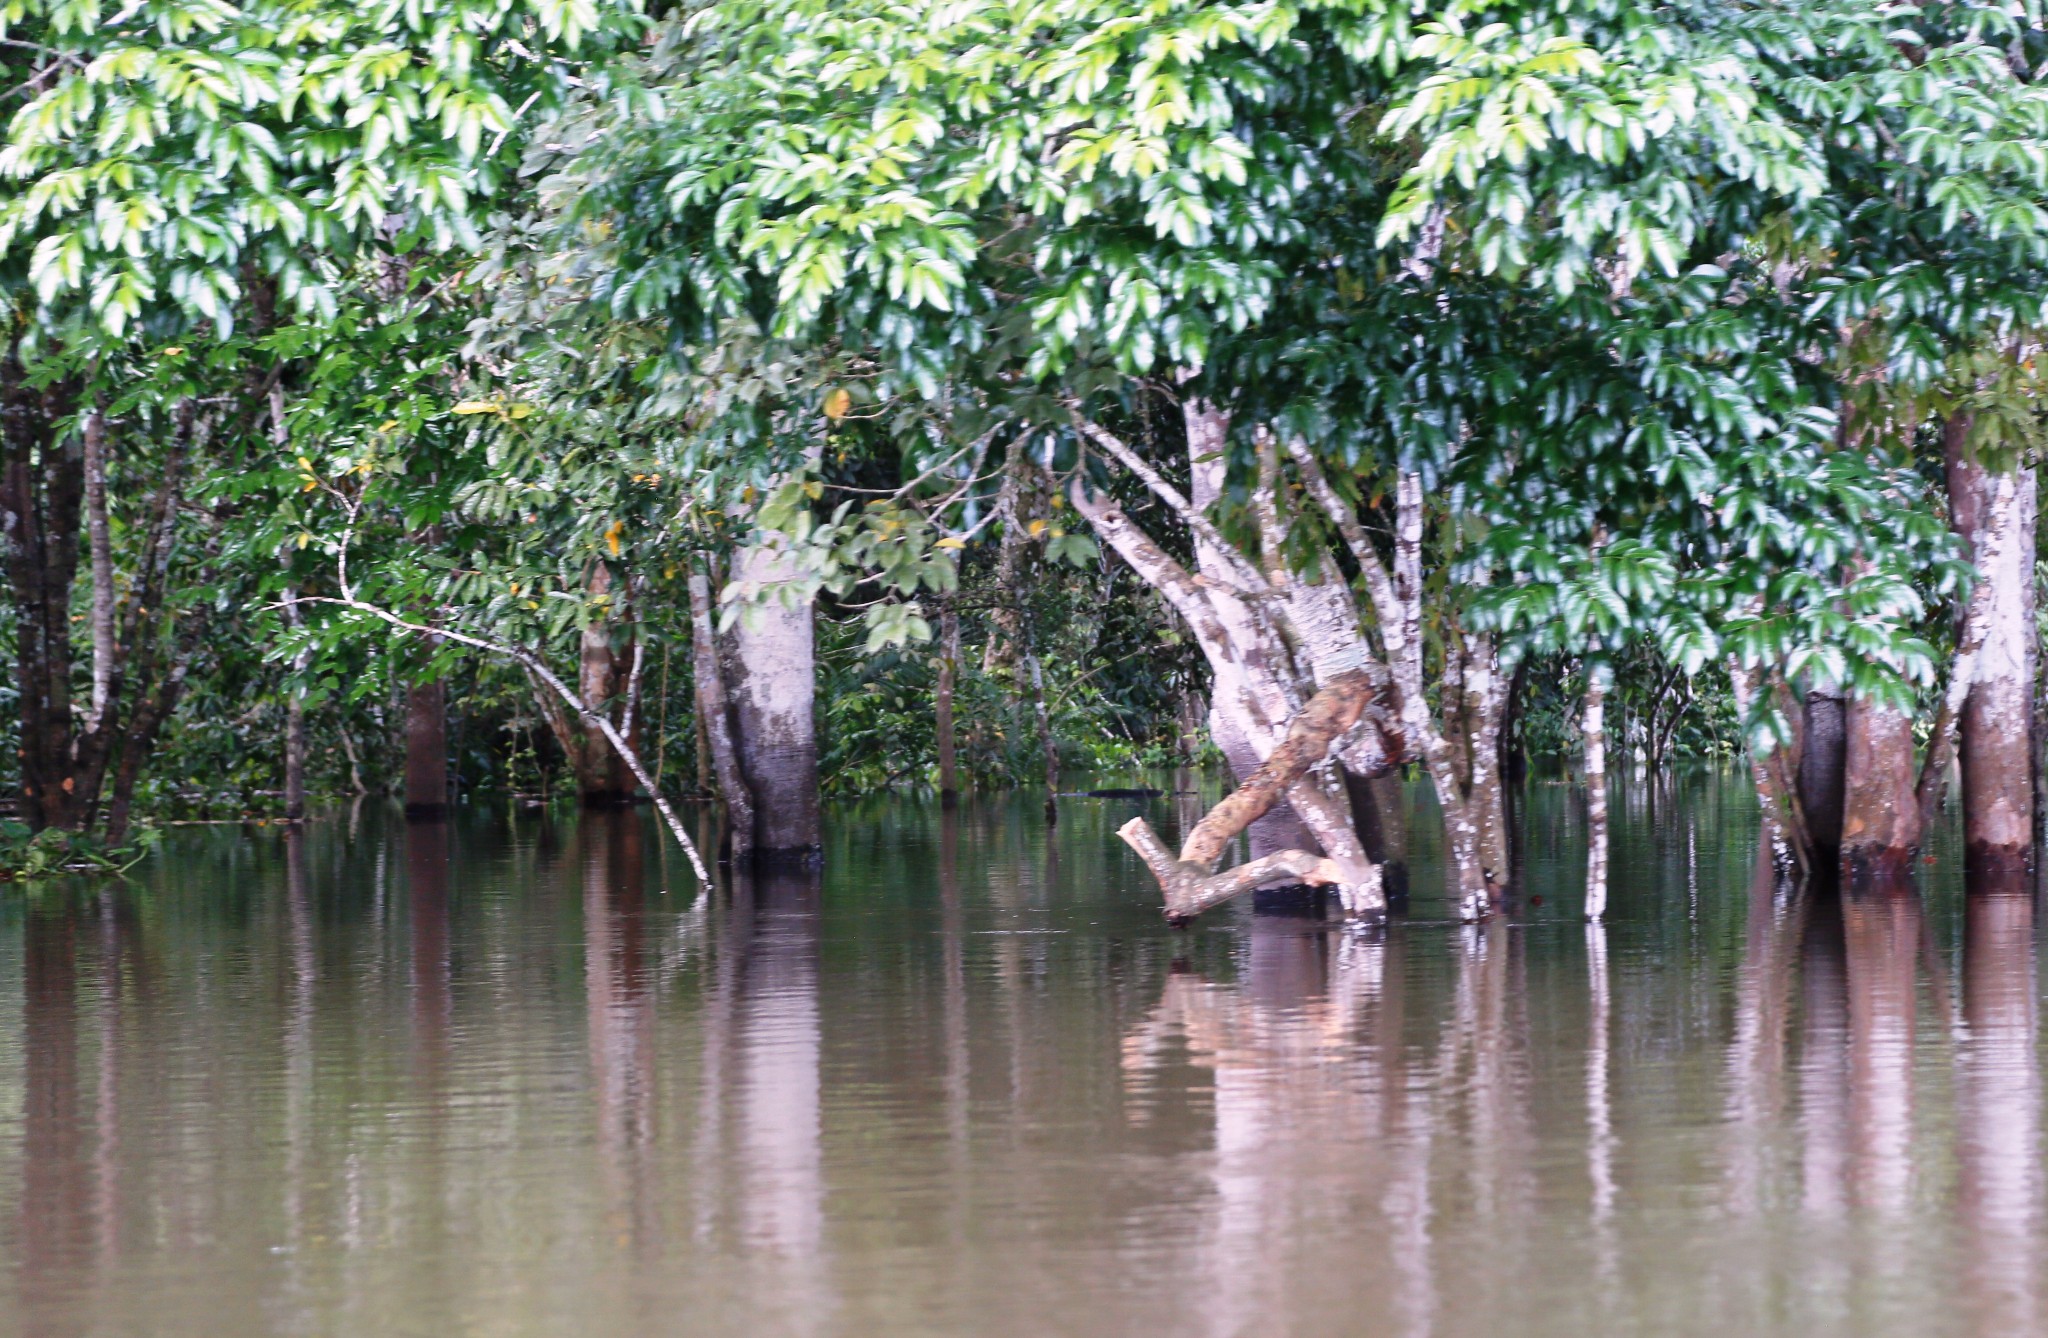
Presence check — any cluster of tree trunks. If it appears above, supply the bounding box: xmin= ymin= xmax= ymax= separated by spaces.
xmin=1071 ymin=395 xmax=1510 ymax=922
xmin=1746 ymin=414 xmax=2037 ymax=896
xmin=1 ymin=357 xmax=198 ymax=844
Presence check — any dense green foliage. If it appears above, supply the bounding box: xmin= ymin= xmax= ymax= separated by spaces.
xmin=2 ymin=0 xmax=2045 ymax=866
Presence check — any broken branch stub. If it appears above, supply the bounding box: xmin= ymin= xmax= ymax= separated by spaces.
xmin=1118 ymin=669 xmax=1379 ymax=923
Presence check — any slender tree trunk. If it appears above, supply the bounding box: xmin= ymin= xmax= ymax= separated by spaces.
xmin=689 ymin=570 xmax=754 ymax=862
xmin=404 ymin=677 xmax=448 ymax=820
xmin=936 ymin=598 xmax=960 ymax=809
xmin=82 ymin=407 xmax=115 ymax=734
xmin=1947 ymin=415 xmax=2037 ymax=880
xmin=1021 ymin=619 xmax=1058 ymax=824
xmin=1584 ymin=673 xmax=1610 ymax=921
xmin=576 ymin=563 xmax=635 ymax=806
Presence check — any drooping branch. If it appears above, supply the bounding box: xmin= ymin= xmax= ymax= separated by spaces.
xmin=1118 ymin=668 xmax=1376 ymax=922
xmin=303 ymin=506 xmax=712 ymax=889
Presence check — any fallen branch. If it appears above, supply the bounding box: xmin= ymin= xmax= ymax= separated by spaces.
xmin=1118 ymin=669 xmax=1378 ymax=922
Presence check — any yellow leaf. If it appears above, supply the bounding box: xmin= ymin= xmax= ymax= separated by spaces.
xmin=300 ymin=478 xmax=318 ymax=492
xmin=378 ymin=420 xmax=398 ymax=432
xmin=507 ymin=404 xmax=534 ymax=420
xmin=803 ymin=480 xmax=824 ymax=500
xmin=1027 ymin=518 xmax=1049 ymax=538
xmin=823 ymin=388 xmax=852 ymax=420
xmin=297 ymin=532 xmax=310 ymax=548
xmin=605 ymin=520 xmax=623 ymax=556
xmin=163 ymin=346 xmax=184 ymax=356
xmin=452 ymin=400 xmax=498 ymax=415
xmin=934 ymin=536 xmax=966 ymax=550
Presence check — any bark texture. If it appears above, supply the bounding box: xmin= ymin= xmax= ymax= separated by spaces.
xmin=689 ymin=569 xmax=754 ymax=862
xmin=727 ymin=530 xmax=821 ymax=860
xmin=1841 ymin=691 xmax=1920 ymax=886
xmin=1947 ymin=419 xmax=2037 ymax=878
xmin=1797 ymin=688 xmax=1848 ymax=871
xmin=1119 ymin=670 xmax=1382 ymax=922
xmin=1583 ymin=676 xmax=1610 ymax=921
xmin=1 ymin=361 xmax=197 ymax=838
xmin=404 ymin=679 xmax=448 ymax=820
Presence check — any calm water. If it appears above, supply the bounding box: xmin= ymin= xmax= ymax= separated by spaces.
xmin=0 ymin=774 xmax=2039 ymax=1337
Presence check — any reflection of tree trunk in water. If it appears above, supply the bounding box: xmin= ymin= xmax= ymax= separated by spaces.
xmin=20 ymin=898 xmax=89 ymax=1336
xmin=735 ymin=867 xmax=829 ymax=1326
xmin=406 ymin=821 xmax=452 ymax=1095
xmin=1584 ymin=921 xmax=1618 ymax=1296
xmin=1796 ymin=896 xmax=1849 ymax=1220
xmin=1722 ymin=840 xmax=1806 ymax=1217
xmin=1959 ymin=889 xmax=2039 ymax=1337
xmin=1841 ymin=887 xmax=1919 ymax=1219
xmin=936 ymin=600 xmax=960 ymax=809
xmin=938 ymin=811 xmax=970 ymax=1222
xmin=283 ymin=830 xmax=315 ymax=1254
xmin=1118 ymin=915 xmax=1387 ymax=1338
xmin=1947 ymin=416 xmax=2038 ymax=880
xmin=404 ymin=678 xmax=448 ymax=821
xmin=583 ymin=811 xmax=659 ymax=1249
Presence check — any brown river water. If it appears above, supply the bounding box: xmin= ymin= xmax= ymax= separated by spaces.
xmin=0 ymin=773 xmax=2038 ymax=1336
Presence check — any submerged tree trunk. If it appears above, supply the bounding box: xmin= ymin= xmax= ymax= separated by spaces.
xmin=1841 ymin=690 xmax=1920 ymax=887
xmin=689 ymin=570 xmax=754 ymax=863
xmin=1584 ymin=674 xmax=1610 ymax=921
xmin=1797 ymin=688 xmax=1847 ymax=877
xmin=1347 ymin=770 xmax=1408 ymax=906
xmin=936 ymin=598 xmax=960 ymax=809
xmin=726 ymin=532 xmax=821 ymax=862
xmin=574 ymin=563 xmax=636 ymax=806
xmin=404 ymin=678 xmax=448 ymax=820
xmin=1947 ymin=417 xmax=2037 ymax=880
xmin=1120 ymin=670 xmax=1383 ymax=921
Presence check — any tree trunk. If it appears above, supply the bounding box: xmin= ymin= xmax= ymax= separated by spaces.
xmin=1119 ymin=670 xmax=1382 ymax=921
xmin=1947 ymin=416 xmax=2037 ymax=880
xmin=1841 ymin=691 xmax=1919 ymax=887
xmin=1797 ymin=688 xmax=1847 ymax=875
xmin=689 ymin=569 xmax=754 ymax=863
xmin=726 ymin=534 xmax=820 ymax=861
xmin=82 ymin=407 xmax=115 ymax=735
xmin=404 ymin=678 xmax=448 ymax=820
xmin=936 ymin=598 xmax=960 ymax=809
xmin=1346 ymin=770 xmax=1408 ymax=907
xmin=1185 ymin=404 xmax=1321 ymax=862
xmin=1 ymin=353 xmax=86 ymax=831
xmin=1584 ymin=673 xmax=1610 ymax=921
